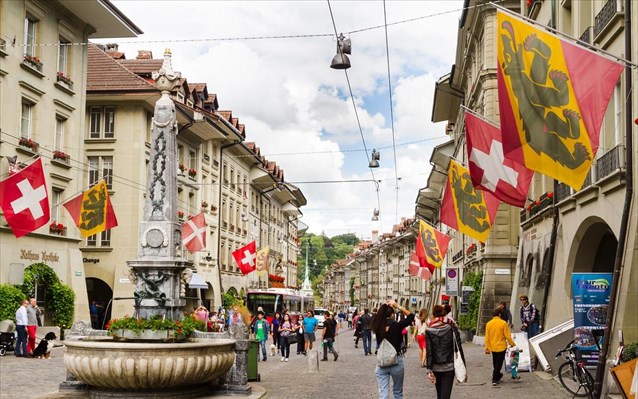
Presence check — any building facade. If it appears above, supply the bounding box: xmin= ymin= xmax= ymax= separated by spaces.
xmin=0 ymin=0 xmax=141 ymax=326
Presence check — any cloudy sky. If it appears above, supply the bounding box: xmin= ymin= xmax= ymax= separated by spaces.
xmin=100 ymin=1 xmax=463 ymax=239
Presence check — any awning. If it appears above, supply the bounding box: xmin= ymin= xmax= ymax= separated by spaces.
xmin=189 ymin=273 xmax=208 ymax=289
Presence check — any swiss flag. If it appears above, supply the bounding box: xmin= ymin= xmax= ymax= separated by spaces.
xmin=232 ymin=241 xmax=257 ymax=275
xmin=409 ymin=252 xmax=432 ymax=281
xmin=465 ymin=111 xmax=533 ymax=208
xmin=182 ymin=212 xmax=207 ymax=253
xmin=0 ymin=159 xmax=50 ymax=237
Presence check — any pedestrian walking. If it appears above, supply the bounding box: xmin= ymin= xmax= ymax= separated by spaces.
xmin=26 ymin=297 xmax=40 ymax=356
xmin=14 ymin=299 xmax=28 ymax=357
xmin=279 ymin=313 xmax=293 ymax=362
xmin=519 ymin=295 xmax=540 ymax=339
xmin=321 ymin=311 xmax=339 ymax=362
xmin=347 ymin=311 xmax=353 ymax=328
xmin=372 ymin=300 xmax=414 ymax=399
xmin=302 ymin=309 xmax=318 ymax=353
xmin=294 ymin=314 xmax=305 ymax=355
xmin=425 ymin=304 xmax=466 ymax=399
xmin=252 ymin=311 xmax=271 ymax=361
xmin=414 ymin=308 xmax=428 ymax=367
xmin=353 ymin=310 xmax=362 ymax=348
xmin=358 ymin=308 xmax=373 ymax=355
xmin=272 ymin=311 xmax=282 ymax=349
xmin=485 ymin=307 xmax=516 ymax=386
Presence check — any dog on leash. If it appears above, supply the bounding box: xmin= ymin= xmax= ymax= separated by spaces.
xmin=269 ymin=343 xmax=277 ymax=357
xmin=32 ymin=332 xmax=57 ymax=359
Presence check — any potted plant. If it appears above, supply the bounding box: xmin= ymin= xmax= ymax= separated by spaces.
xmin=177 ymin=211 xmax=184 ymax=221
xmin=178 ymin=163 xmax=186 ymax=174
xmin=23 ymin=54 xmax=42 ymax=70
xmin=18 ymin=137 xmax=38 ymax=152
xmin=49 ymin=222 xmax=65 ymax=234
xmin=188 ymin=168 xmax=197 ymax=179
xmin=52 ymin=150 xmax=70 ymax=163
xmin=106 ymin=314 xmax=205 ymax=341
xmin=201 ymin=200 xmax=209 ymax=209
xmin=56 ymin=71 xmax=73 ymax=87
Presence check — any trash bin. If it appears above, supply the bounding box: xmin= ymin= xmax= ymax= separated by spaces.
xmin=247 ymin=339 xmax=260 ymax=382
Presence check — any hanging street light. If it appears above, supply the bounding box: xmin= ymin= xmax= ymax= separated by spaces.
xmin=330 ymin=33 xmax=351 ymax=70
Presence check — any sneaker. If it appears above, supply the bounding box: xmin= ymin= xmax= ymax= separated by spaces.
xmin=354 ymin=345 xmax=358 ymax=348
xmin=281 ymin=357 xmax=285 ymax=362
xmin=321 ymin=358 xmax=328 ymax=361
xmin=285 ymin=358 xmax=289 ymax=362
xmin=334 ymin=353 xmax=339 ymax=361
xmin=492 ymin=382 xmax=498 ymax=386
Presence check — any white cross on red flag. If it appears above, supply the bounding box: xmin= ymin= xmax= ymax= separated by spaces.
xmin=465 ymin=111 xmax=533 ymax=208
xmin=181 ymin=212 xmax=207 ymax=253
xmin=0 ymin=159 xmax=50 ymax=237
xmin=232 ymin=241 xmax=257 ymax=275
xmin=409 ymin=252 xmax=432 ymax=281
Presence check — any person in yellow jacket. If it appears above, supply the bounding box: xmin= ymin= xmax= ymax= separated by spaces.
xmin=485 ymin=307 xmax=516 ymax=386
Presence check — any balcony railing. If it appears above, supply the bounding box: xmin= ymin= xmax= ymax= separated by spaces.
xmin=555 ymin=182 xmax=571 ymax=203
xmin=596 ymin=145 xmax=623 ymax=180
xmin=579 ymin=26 xmax=593 ymax=44
xmin=582 ymin=170 xmax=592 ymax=188
xmin=594 ymin=0 xmax=621 ymax=37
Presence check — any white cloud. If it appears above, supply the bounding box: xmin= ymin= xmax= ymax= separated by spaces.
xmin=107 ymin=0 xmax=462 ymax=238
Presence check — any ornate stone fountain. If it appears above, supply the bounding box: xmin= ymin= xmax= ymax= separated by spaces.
xmin=62 ymin=50 xmax=237 ymax=398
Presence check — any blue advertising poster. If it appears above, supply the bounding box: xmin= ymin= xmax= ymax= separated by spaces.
xmin=571 ymin=273 xmax=612 ymax=367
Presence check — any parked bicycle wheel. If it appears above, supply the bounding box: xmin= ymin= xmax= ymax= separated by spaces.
xmin=557 ymin=362 xmax=591 ymax=397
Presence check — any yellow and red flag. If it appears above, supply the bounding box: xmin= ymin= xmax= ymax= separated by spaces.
xmin=497 ymin=10 xmax=623 ymax=190
xmin=440 ymin=160 xmax=499 ymax=243
xmin=416 ymin=220 xmax=450 ymax=271
xmin=255 ymin=246 xmax=270 ymax=276
xmin=63 ymin=180 xmax=118 ymax=237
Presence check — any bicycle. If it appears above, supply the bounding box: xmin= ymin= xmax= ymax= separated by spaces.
xmin=555 ymin=340 xmax=596 ymax=398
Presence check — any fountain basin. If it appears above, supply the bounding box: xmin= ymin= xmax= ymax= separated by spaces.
xmin=64 ymin=338 xmax=235 ymax=393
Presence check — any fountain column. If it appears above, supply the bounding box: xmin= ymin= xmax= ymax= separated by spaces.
xmin=127 ymin=49 xmax=191 ymax=321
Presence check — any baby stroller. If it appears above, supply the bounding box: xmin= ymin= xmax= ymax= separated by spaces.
xmin=0 ymin=320 xmax=16 ymax=356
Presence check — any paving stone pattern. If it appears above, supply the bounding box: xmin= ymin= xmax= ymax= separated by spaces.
xmin=0 ymin=327 xmax=574 ymax=399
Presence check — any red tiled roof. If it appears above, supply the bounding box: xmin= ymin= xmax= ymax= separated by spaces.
xmin=87 ymin=44 xmax=156 ymax=92
xmin=216 ymin=110 xmax=232 ymax=121
xmin=106 ymin=51 xmax=125 ymax=59
xmin=117 ymin=59 xmax=163 ymax=75
xmin=188 ymin=83 xmax=207 ymax=93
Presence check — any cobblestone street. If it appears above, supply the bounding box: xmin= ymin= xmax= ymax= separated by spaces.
xmin=0 ymin=327 xmax=574 ymax=399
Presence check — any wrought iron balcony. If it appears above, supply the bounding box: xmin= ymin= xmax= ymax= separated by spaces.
xmin=579 ymin=26 xmax=593 ymax=44
xmin=594 ymin=0 xmax=621 ymax=37
xmin=582 ymin=170 xmax=592 ymax=188
xmin=596 ymin=145 xmax=624 ymax=180
xmin=555 ymin=182 xmax=572 ymax=203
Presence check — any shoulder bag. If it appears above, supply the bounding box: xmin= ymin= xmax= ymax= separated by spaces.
xmin=452 ymin=329 xmax=467 ymax=382
xmin=376 ymin=338 xmax=398 ymax=368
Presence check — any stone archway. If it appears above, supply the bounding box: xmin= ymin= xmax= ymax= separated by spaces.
xmin=85 ymin=277 xmax=113 ymax=329
xmin=565 ymin=217 xmax=617 ymax=297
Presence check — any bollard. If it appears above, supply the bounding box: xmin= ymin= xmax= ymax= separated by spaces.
xmin=307 ymin=349 xmax=320 ymax=372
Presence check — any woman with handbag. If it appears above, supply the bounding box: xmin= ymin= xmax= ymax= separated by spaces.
xmin=279 ymin=313 xmax=294 ymax=362
xmin=371 ymin=300 xmax=414 ymax=399
xmin=425 ymin=305 xmax=466 ymax=399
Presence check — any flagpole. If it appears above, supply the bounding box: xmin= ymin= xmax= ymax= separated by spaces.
xmin=489 ymin=2 xmax=637 ymax=68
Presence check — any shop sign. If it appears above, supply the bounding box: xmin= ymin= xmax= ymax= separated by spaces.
xmin=83 ymin=258 xmax=100 ymax=264
xmin=20 ymin=249 xmax=59 ymax=263
xmin=445 ymin=268 xmax=459 ymax=296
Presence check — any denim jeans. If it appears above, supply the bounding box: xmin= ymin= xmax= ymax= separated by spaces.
xmin=362 ymin=329 xmax=372 ymax=354
xmin=258 ymin=339 xmax=267 ymax=361
xmin=375 ymin=354 xmax=404 ymax=399
xmin=15 ymin=325 xmax=27 ymax=356
xmin=279 ymin=336 xmax=290 ymax=358
xmin=528 ymin=322 xmax=540 ymax=339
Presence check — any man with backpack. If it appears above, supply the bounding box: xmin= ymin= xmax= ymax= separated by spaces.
xmin=358 ymin=308 xmax=373 ymax=355
xmin=519 ymin=295 xmax=540 ymax=339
